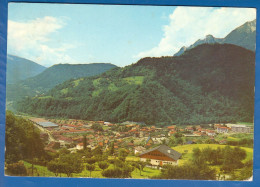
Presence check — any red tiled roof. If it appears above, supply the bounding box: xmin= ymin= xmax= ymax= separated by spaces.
xmin=167 ymin=125 xmax=176 ymax=129
xmin=218 ymin=126 xmax=229 ymax=129
xmin=99 ymin=142 xmax=103 ymax=146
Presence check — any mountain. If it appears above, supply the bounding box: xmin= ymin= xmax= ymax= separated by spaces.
xmin=6 ymin=63 xmax=117 ymax=102
xmin=6 ymin=54 xmax=46 ymax=84
xmin=174 ymin=35 xmax=222 ymax=56
xmin=222 ymin=19 xmax=256 ymax=51
xmin=174 ymin=19 xmax=256 ymax=56
xmin=15 ymin=44 xmax=255 ymax=126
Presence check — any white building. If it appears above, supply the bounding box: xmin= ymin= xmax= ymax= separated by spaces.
xmin=231 ymin=125 xmax=251 ymax=133
xmin=139 ymin=145 xmax=182 ymax=166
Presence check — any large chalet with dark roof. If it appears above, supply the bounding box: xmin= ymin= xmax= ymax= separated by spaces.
xmin=139 ymin=145 xmax=182 ymax=166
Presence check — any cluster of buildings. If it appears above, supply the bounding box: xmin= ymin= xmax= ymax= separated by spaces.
xmin=30 ymin=117 xmax=252 ymax=166
xmin=215 ymin=124 xmax=251 ymax=133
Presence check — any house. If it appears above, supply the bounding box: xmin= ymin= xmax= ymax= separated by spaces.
xmin=168 ymin=130 xmax=176 ymax=136
xmin=206 ymin=130 xmax=216 ymax=136
xmin=193 ymin=131 xmax=203 ymax=136
xmin=114 ymin=146 xmax=119 ymax=150
xmin=167 ymin=125 xmax=176 ymax=131
xmin=217 ymin=126 xmax=230 ymax=133
xmin=195 ymin=125 xmax=201 ymax=130
xmin=98 ymin=142 xmax=104 ymax=147
xmin=76 ymin=143 xmax=84 ymax=150
xmin=214 ymin=124 xmax=223 ymax=129
xmin=139 ymin=145 xmax=182 ymax=166
xmin=231 ymin=125 xmax=251 ymax=133
xmin=185 ymin=126 xmax=194 ymax=132
xmin=134 ymin=146 xmax=146 ymax=155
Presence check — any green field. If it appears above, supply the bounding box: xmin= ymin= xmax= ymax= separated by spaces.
xmin=73 ymin=78 xmax=84 ymax=87
xmin=229 ymin=133 xmax=254 ymax=139
xmin=227 ymin=137 xmax=240 ymax=141
xmin=36 ymin=96 xmax=53 ymax=99
xmin=126 ymin=156 xmax=140 ymax=162
xmin=123 ymin=76 xmax=144 ymax=85
xmin=92 ymin=89 xmax=102 ymax=97
xmin=236 ymin=122 xmax=254 ymax=126
xmin=214 ymin=133 xmax=253 ymax=143
xmin=93 ymin=78 xmax=102 ymax=87
xmin=60 ymin=88 xmax=69 ymax=94
xmin=108 ymin=83 xmax=118 ymax=91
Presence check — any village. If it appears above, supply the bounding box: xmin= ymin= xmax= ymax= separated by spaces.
xmin=29 ymin=117 xmax=253 ymax=167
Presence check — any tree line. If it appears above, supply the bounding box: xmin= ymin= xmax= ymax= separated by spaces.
xmin=5 ymin=111 xmax=47 ymax=176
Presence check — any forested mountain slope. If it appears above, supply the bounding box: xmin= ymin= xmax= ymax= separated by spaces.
xmin=16 ymin=44 xmax=255 ymax=126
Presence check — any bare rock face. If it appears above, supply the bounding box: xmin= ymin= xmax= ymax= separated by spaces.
xmin=174 ymin=19 xmax=256 ymax=56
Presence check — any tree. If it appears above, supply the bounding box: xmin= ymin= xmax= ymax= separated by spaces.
xmin=6 ymin=161 xmax=27 ymax=176
xmin=102 ymin=168 xmax=123 ymax=178
xmin=176 ymin=137 xmax=183 ymax=145
xmin=58 ymin=154 xmax=83 ymax=177
xmin=47 ymin=160 xmax=63 ymax=177
xmin=101 ymin=164 xmax=133 ymax=178
xmin=221 ymin=146 xmax=246 ymax=173
xmin=86 ymin=164 xmax=95 ymax=177
xmin=98 ymin=161 xmax=109 ymax=171
xmin=91 ymin=124 xmax=103 ymax=131
xmin=192 ymin=148 xmax=203 ymax=165
xmin=113 ymin=159 xmax=124 ymax=168
xmin=109 ymin=142 xmax=115 ymax=156
xmin=59 ymin=148 xmax=70 ymax=155
xmin=155 ymin=162 xmax=216 ymax=180
xmin=83 ymin=148 xmax=92 ymax=159
xmin=92 ymin=146 xmax=103 ymax=156
xmin=174 ymin=133 xmax=182 ymax=138
xmin=86 ymin=158 xmax=96 ymax=165
xmin=83 ymin=135 xmax=87 ymax=150
xmin=135 ymin=161 xmax=146 ymax=176
xmin=145 ymin=159 xmax=151 ymax=166
xmin=118 ymin=148 xmax=128 ymax=161
xmin=5 ymin=111 xmax=46 ymax=176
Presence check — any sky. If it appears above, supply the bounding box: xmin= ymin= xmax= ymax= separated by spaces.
xmin=7 ymin=3 xmax=256 ymax=67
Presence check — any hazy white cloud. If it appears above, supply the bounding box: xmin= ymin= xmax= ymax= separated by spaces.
xmin=8 ymin=16 xmax=76 ymax=66
xmin=134 ymin=7 xmax=256 ymax=59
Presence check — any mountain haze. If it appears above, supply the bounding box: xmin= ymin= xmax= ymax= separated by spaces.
xmin=7 ymin=54 xmax=46 ymax=84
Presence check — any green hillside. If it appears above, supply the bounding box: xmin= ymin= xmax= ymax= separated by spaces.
xmin=15 ymin=44 xmax=255 ymax=126
xmin=6 ymin=63 xmax=117 ymax=102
